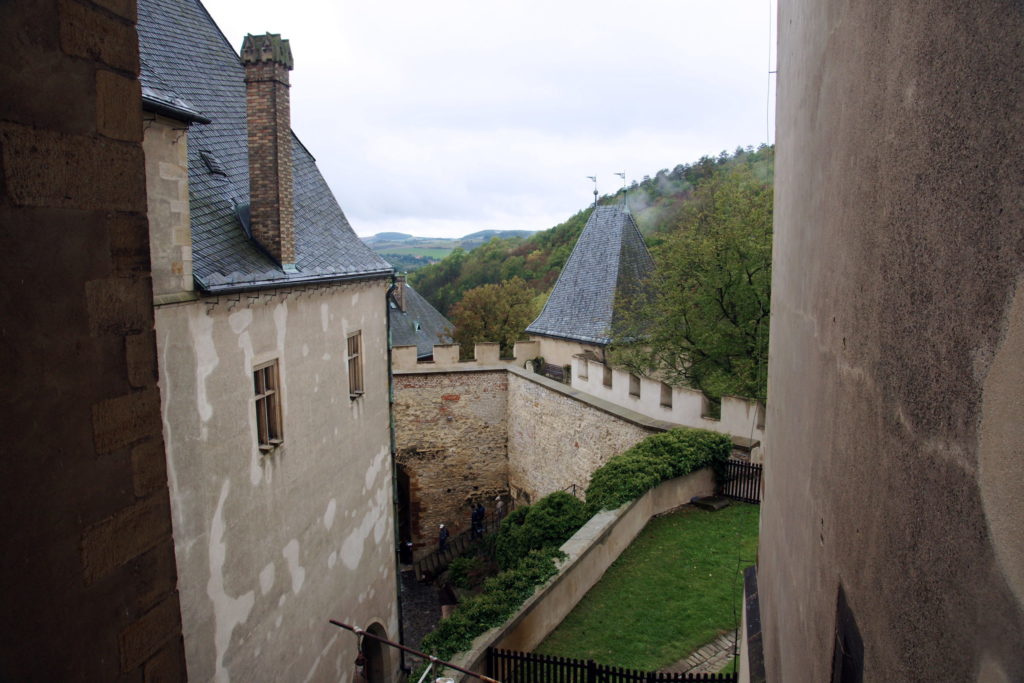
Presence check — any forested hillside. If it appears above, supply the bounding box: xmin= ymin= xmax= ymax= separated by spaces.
xmin=410 ymin=144 xmax=774 ymax=318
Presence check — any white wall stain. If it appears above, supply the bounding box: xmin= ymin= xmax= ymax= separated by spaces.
xmin=283 ymin=539 xmax=306 ymax=594
xmin=228 ymin=308 xmax=252 ymax=335
xmin=278 ymin=594 xmax=287 ymax=607
xmin=230 ymin=311 xmax=262 ymax=488
xmin=328 ymin=551 xmax=338 ymax=569
xmin=156 ymin=320 xmax=192 ymax=557
xmin=324 ymin=499 xmax=337 ymax=530
xmin=207 ymin=479 xmax=255 ymax=683
xmin=302 ymin=343 xmax=309 ymax=357
xmin=301 ymin=633 xmax=338 ymax=683
xmin=340 ymin=466 xmax=390 ymax=571
xmin=320 ymin=302 xmax=330 ymax=332
xmin=189 ymin=310 xmax=219 ymax=439
xmin=259 ymin=562 xmax=275 ymax=595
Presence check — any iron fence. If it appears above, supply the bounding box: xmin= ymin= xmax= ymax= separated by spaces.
xmin=719 ymin=460 xmax=762 ymax=504
xmin=488 ymin=648 xmax=737 ymax=683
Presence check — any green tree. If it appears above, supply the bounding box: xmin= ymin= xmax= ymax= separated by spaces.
xmin=612 ymin=159 xmax=773 ymax=402
xmin=449 ymin=277 xmax=540 ymax=357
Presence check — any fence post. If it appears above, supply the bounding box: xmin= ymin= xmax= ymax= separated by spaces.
xmin=588 ymin=659 xmax=597 ymax=683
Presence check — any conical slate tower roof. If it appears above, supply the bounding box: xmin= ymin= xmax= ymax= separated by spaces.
xmin=526 ymin=205 xmax=654 ymax=345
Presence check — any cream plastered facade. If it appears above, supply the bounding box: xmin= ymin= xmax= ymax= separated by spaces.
xmin=145 ymin=118 xmax=398 ymax=682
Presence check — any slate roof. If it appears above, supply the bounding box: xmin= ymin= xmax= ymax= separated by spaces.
xmin=137 ymin=0 xmax=392 ymax=293
xmin=389 ymin=283 xmax=454 ymax=358
xmin=526 ymin=205 xmax=654 ymax=346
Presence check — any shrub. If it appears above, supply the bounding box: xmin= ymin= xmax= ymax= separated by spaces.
xmin=494 ymin=491 xmax=588 ymax=569
xmin=584 ymin=428 xmax=731 ymax=514
xmin=448 ymin=555 xmax=482 ymax=589
xmin=415 ymin=547 xmax=564 ymax=676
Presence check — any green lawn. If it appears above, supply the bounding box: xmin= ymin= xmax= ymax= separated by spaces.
xmin=534 ymin=503 xmax=758 ymax=671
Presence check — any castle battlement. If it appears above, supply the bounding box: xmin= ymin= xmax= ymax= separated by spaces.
xmin=391 ymin=341 xmax=764 ymax=451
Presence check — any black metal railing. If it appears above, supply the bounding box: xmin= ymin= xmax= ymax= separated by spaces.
xmin=719 ymin=460 xmax=762 ymax=504
xmin=488 ymin=648 xmax=737 ymax=683
xmin=413 ymin=514 xmax=505 ymax=580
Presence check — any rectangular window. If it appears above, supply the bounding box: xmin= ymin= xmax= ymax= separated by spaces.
xmin=577 ymin=359 xmax=588 ymax=380
xmin=347 ymin=331 xmax=364 ymax=398
xmin=660 ymin=382 xmax=673 ymax=408
xmin=253 ymin=360 xmax=282 ymax=451
xmin=629 ymin=373 xmax=641 ymax=397
xmin=602 ymin=365 xmax=613 ymax=388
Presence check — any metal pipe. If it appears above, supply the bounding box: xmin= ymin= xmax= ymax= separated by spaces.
xmin=328 ymin=620 xmax=500 ymax=683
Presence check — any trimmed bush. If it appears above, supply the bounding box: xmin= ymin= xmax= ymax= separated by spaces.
xmin=415 ymin=547 xmax=564 ymax=675
xmin=584 ymin=428 xmax=731 ymax=514
xmin=494 ymin=491 xmax=588 ymax=569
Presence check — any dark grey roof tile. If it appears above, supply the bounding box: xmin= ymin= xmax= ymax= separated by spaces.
xmin=526 ymin=205 xmax=654 ymax=345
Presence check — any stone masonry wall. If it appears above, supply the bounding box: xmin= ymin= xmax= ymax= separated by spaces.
xmin=393 ymin=371 xmax=509 ymax=557
xmin=0 ymin=1 xmax=184 ymax=679
xmin=507 ymin=373 xmax=658 ymax=502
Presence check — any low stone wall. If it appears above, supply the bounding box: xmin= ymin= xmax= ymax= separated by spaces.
xmin=454 ymin=468 xmax=717 ymax=677
xmin=507 ymin=372 xmax=661 ymax=501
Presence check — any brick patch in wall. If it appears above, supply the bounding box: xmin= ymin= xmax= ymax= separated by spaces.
xmin=119 ymin=594 xmax=182 ymax=672
xmin=81 ymin=494 xmax=173 ymax=584
xmin=92 ymin=387 xmax=162 ymax=454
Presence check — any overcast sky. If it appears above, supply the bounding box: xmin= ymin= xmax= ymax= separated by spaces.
xmin=201 ymin=0 xmax=777 ymax=239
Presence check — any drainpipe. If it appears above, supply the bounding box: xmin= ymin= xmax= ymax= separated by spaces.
xmin=384 ymin=274 xmax=408 ymax=673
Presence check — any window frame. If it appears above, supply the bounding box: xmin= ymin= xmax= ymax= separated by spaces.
xmin=347 ymin=331 xmax=364 ymax=399
xmin=253 ymin=359 xmax=283 ymax=452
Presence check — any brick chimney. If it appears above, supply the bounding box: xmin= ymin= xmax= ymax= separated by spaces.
xmin=241 ymin=33 xmax=296 ymax=272
xmin=394 ymin=275 xmax=406 ymax=311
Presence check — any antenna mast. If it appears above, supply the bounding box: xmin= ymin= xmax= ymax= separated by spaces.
xmin=586 ymin=175 xmax=598 ymax=207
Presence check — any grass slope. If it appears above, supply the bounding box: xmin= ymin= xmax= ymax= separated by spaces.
xmin=535 ymin=503 xmax=758 ymax=671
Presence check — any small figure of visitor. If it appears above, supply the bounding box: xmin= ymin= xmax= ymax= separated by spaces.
xmin=473 ymin=502 xmax=486 ymax=538
xmin=438 ymin=524 xmax=449 ymax=552
xmin=469 ymin=503 xmax=480 ymax=539
xmin=495 ymin=495 xmax=505 ymax=520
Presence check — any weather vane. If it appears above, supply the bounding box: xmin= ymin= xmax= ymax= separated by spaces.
xmin=614 ymin=172 xmax=626 ymax=205
xmin=586 ymin=175 xmax=598 ymax=207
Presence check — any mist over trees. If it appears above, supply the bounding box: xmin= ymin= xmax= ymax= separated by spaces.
xmin=413 ymin=144 xmax=773 ymax=400
xmin=611 ymin=147 xmax=773 ymax=401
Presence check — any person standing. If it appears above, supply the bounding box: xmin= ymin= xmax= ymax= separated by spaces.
xmin=474 ymin=502 xmax=486 ymax=537
xmin=438 ymin=524 xmax=449 ymax=552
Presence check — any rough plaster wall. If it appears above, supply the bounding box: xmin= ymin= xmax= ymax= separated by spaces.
xmin=156 ymin=280 xmax=399 ymax=682
xmin=393 ymin=371 xmax=509 ymax=554
xmin=534 ymin=335 xmax=603 ymax=368
xmin=507 ymin=374 xmax=657 ymax=501
xmin=0 ymin=1 xmax=186 ymax=679
xmin=762 ymin=1 xmax=1024 ymax=680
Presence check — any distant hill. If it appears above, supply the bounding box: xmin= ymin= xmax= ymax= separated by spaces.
xmin=363 ymin=229 xmax=537 ymax=273
xmin=364 ymin=232 xmax=414 ymax=243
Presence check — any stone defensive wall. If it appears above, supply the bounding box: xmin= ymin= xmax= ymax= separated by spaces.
xmin=392 ymin=342 xmax=762 ymax=558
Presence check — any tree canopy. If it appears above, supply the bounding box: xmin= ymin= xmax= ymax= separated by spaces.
xmin=449 ymin=277 xmax=542 ymax=357
xmin=611 ymin=150 xmax=773 ymax=402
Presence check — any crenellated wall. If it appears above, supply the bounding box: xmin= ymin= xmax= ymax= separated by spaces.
xmin=571 ymin=356 xmax=765 ymax=447
xmin=392 ymin=342 xmax=765 ymax=448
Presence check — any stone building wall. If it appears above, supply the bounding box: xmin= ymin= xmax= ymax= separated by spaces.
xmin=506 ymin=373 xmax=659 ymax=502
xmin=0 ymin=1 xmax=184 ymax=679
xmin=761 ymin=1 xmax=1024 ymax=680
xmin=393 ymin=370 xmax=510 ymax=557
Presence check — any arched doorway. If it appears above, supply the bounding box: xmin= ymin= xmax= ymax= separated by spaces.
xmin=363 ymin=622 xmax=388 ymax=683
